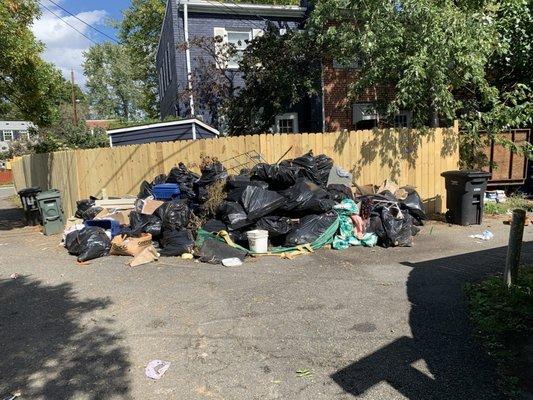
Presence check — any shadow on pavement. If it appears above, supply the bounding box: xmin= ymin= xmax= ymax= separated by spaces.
xmin=0 ymin=206 xmax=26 ymax=231
xmin=332 ymin=241 xmax=533 ymax=399
xmin=0 ymin=276 xmax=131 ymax=399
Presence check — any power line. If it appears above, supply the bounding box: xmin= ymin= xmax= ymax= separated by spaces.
xmin=38 ymin=1 xmax=99 ymax=45
xmin=42 ymin=0 xmax=120 ymax=44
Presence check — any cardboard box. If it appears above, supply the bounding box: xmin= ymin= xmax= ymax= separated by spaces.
xmin=110 ymin=233 xmax=153 ymax=256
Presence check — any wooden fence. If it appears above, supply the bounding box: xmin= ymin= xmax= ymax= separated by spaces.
xmin=12 ymin=126 xmax=459 ymax=218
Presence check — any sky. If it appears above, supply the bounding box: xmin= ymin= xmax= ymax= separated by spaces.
xmin=31 ymin=0 xmax=132 ymax=88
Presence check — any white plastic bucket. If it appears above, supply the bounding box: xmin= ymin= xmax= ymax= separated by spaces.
xmin=246 ymin=229 xmax=269 ymax=253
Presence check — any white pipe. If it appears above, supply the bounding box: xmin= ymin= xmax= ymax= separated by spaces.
xmin=192 ymin=123 xmax=197 ymax=140
xmin=321 ymin=62 xmax=326 ymax=132
xmin=183 ymin=0 xmax=195 ymax=117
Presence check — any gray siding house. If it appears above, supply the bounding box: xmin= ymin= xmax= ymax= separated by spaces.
xmin=0 ymin=121 xmax=34 ymax=151
xmin=156 ymin=0 xmax=322 ymax=134
xmin=107 ymin=119 xmax=219 ymax=147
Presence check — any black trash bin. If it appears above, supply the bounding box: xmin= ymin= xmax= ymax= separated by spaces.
xmin=441 ymin=170 xmax=492 ymax=225
xmin=18 ymin=187 xmax=42 ymax=226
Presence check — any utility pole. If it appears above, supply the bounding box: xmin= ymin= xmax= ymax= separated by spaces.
xmin=71 ymin=69 xmax=79 ymax=126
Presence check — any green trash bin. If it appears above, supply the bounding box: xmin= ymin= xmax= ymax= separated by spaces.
xmin=36 ymin=189 xmax=65 ymax=235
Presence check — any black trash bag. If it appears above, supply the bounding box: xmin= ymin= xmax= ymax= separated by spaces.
xmin=166 ymin=163 xmax=199 ymax=199
xmin=369 ymin=206 xmax=413 ymax=247
xmin=75 ymin=198 xmax=96 ymax=218
xmin=65 ymin=227 xmax=111 ymax=262
xmin=199 ymin=237 xmax=247 ymax=264
xmin=250 ymin=163 xmax=300 ymax=190
xmin=156 ymin=199 xmax=191 ymax=230
xmin=197 ymin=161 xmax=228 ymax=187
xmin=291 ymin=151 xmax=321 ymax=185
xmin=280 ymin=179 xmax=335 ymax=214
xmin=399 ymin=188 xmax=427 ymax=225
xmin=315 ymin=154 xmax=334 ymax=186
xmin=327 ymin=184 xmax=354 ymax=202
xmin=152 ymin=174 xmax=167 ymax=185
xmin=81 ymin=206 xmax=103 ymax=221
xmin=123 ymin=211 xmax=162 ymax=238
xmin=241 ymin=186 xmax=285 ymax=220
xmin=218 ymin=201 xmax=252 ymax=230
xmin=159 ymin=229 xmax=195 ymax=256
xmin=255 ymin=216 xmax=293 ymax=237
xmin=202 ymin=218 xmax=227 ymax=233
xmin=138 ymin=180 xmax=153 ymax=199
xmin=226 ymin=180 xmax=269 ymax=202
xmin=226 ymin=174 xmax=252 ymax=189
xmin=285 ymin=212 xmax=337 ymax=246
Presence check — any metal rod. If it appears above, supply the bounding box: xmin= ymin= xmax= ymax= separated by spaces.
xmin=275 ymin=146 xmax=293 ymax=165
xmin=183 ymin=0 xmax=195 ymax=117
xmin=504 ymin=209 xmax=526 ymax=287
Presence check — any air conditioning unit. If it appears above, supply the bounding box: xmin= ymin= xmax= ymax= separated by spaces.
xmin=353 ymin=103 xmax=378 ymax=124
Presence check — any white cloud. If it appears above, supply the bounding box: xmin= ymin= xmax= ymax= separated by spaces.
xmin=31 ymin=2 xmax=108 ymax=88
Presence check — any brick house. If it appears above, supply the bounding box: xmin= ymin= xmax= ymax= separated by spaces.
xmin=321 ymin=58 xmax=418 ymax=131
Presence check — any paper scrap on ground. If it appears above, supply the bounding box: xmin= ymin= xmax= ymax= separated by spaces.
xmin=129 ymin=245 xmax=159 ymax=267
xmin=145 ymin=360 xmax=171 ymax=380
xmin=469 ymin=230 xmax=494 ymax=241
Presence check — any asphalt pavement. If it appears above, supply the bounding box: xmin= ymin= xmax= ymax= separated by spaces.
xmin=0 ymin=187 xmax=531 ymax=400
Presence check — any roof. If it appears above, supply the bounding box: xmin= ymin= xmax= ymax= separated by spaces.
xmin=178 ymin=0 xmax=306 ymax=18
xmin=0 ymin=121 xmax=35 ymax=130
xmin=86 ymin=119 xmax=115 ymax=130
xmin=107 ymin=118 xmax=220 ymax=136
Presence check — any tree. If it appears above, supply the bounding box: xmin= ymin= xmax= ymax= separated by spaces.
xmin=310 ymin=0 xmax=498 ymax=128
xmin=0 ymin=0 xmax=65 ymax=126
xmin=227 ymin=25 xmax=322 ymax=134
xmin=118 ymin=0 xmax=166 ymax=118
xmin=183 ymin=24 xmax=321 ymax=134
xmin=83 ymin=43 xmax=143 ymax=120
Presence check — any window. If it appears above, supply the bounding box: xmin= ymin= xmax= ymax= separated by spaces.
xmin=333 ymin=57 xmax=363 ymax=70
xmin=2 ymin=130 xmax=13 ymax=141
xmin=166 ymin=42 xmax=172 ymax=86
xmin=394 ymin=110 xmax=412 ymax=128
xmin=275 ymin=113 xmax=298 ymax=133
xmin=227 ymin=30 xmax=251 ymax=69
xmin=158 ymin=67 xmax=164 ymax=98
xmin=214 ymin=28 xmax=262 ymax=69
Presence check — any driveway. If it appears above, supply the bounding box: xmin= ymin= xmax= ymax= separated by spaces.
xmin=1 ymin=187 xmax=532 ymax=400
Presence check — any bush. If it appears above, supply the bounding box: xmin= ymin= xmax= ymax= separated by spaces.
xmin=465 ymin=267 xmax=533 ymax=394
xmin=484 ymin=193 xmax=533 ymax=215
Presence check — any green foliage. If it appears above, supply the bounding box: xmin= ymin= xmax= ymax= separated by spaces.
xmin=118 ymin=0 xmax=166 ymax=118
xmin=187 ymin=26 xmax=321 ymax=134
xmin=484 ymin=193 xmax=533 ymax=215
xmin=83 ymin=43 xmax=143 ymax=120
xmin=311 ymin=0 xmax=497 ymax=127
xmin=34 ymin=122 xmax=109 ymax=154
xmin=108 ymin=115 xmax=182 ymax=130
xmin=226 ymin=25 xmax=322 ymax=134
xmin=310 ymin=0 xmax=533 ymax=167
xmin=0 ymin=0 xmax=66 ymax=126
xmin=465 ymin=267 xmax=533 ymax=393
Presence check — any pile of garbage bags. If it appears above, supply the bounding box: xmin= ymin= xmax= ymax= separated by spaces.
xmin=64 ymin=152 xmax=427 ymax=264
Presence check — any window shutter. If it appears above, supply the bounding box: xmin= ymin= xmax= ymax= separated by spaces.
xmin=214 ymin=27 xmax=228 ymax=69
xmin=252 ymin=29 xmax=264 ymax=39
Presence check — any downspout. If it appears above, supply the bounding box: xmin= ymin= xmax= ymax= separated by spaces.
xmin=183 ymin=0 xmax=196 ymax=121
xmin=321 ymin=62 xmax=326 ymax=132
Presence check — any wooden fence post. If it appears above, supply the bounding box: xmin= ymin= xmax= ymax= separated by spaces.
xmin=504 ymin=209 xmax=526 ymax=287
